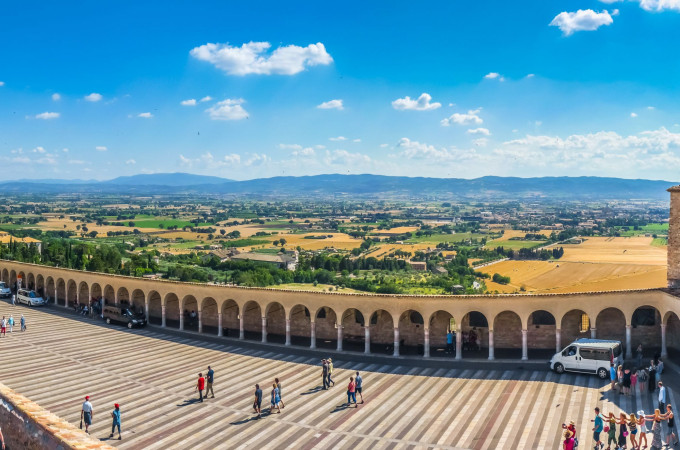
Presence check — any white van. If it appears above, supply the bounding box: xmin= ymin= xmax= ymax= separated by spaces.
xmin=550 ymin=338 xmax=623 ymax=379
xmin=16 ymin=289 xmax=47 ymax=307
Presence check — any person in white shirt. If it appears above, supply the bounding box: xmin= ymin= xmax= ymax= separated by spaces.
xmin=659 ymin=382 xmax=667 ymax=413
xmin=81 ymin=396 xmax=93 ymax=434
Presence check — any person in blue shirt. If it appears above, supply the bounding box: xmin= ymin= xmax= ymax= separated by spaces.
xmin=610 ymin=363 xmax=617 ymax=390
xmin=109 ymin=403 xmax=121 ymax=440
xmin=253 ymin=384 xmax=262 ymax=418
xmin=446 ymin=330 xmax=454 ymax=355
xmin=206 ymin=366 xmax=215 ymax=398
xmin=355 ymin=371 xmax=364 ymax=404
xmin=591 ymin=406 xmax=604 ymax=449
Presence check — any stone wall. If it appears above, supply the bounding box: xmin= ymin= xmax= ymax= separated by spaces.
xmin=0 ymin=381 xmax=115 ymax=450
xmin=669 ymin=187 xmax=680 ymax=288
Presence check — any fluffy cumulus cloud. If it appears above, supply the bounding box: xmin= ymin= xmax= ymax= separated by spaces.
xmin=467 ymin=128 xmax=491 ymax=136
xmin=95 ymin=146 xmax=107 ymax=151
xmin=441 ymin=108 xmax=483 ymax=126
xmin=84 ymin=93 xmax=103 ymax=102
xmin=391 ymin=93 xmax=441 ymax=111
xmin=395 ymin=138 xmax=484 ymax=164
xmin=180 ymin=152 xmax=241 ymax=169
xmin=51 ymin=93 xmax=61 ymax=101
xmin=317 ymin=99 xmax=344 ymax=110
xmin=637 ymin=0 xmax=680 ymax=11
xmin=205 ymin=98 xmax=249 ymax=120
xmin=34 ymin=112 xmax=60 ymax=120
xmin=200 ymin=96 xmax=213 ymax=102
xmin=190 ymin=41 xmax=333 ymax=75
xmin=484 ymin=72 xmax=505 ymax=81
xmin=329 ymin=136 xmax=347 ymax=141
xmin=138 ymin=112 xmax=153 ymax=118
xmin=550 ymin=9 xmax=616 ymax=36
xmin=324 ymin=149 xmax=371 ymax=166
xmin=181 ymin=99 xmax=197 ymax=106
xmin=245 ymin=153 xmax=270 ymax=166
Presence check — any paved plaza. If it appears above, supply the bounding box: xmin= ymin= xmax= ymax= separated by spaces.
xmin=0 ymin=303 xmax=677 ymax=450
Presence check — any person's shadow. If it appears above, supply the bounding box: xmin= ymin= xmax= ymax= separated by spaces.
xmin=301 ymin=386 xmax=325 ymax=395
xmin=330 ymin=403 xmax=355 ymax=413
xmin=177 ymin=398 xmax=203 ymax=407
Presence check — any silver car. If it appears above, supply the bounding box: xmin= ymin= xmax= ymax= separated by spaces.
xmin=16 ymin=289 xmax=47 ymax=306
xmin=0 ymin=282 xmax=10 ymax=298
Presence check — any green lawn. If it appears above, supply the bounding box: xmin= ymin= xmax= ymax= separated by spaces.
xmin=617 ymin=223 xmax=669 ymax=236
xmin=652 ymin=237 xmax=668 ymax=246
xmin=406 ymin=232 xmax=484 ymax=243
xmin=485 ymin=239 xmax=545 ymax=250
xmin=116 ymin=219 xmax=211 ymax=229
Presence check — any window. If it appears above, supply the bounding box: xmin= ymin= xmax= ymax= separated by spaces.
xmin=579 ymin=314 xmax=590 ymax=333
xmin=632 ymin=308 xmax=656 ymax=327
xmin=562 ymin=345 xmax=577 ymax=357
xmin=580 ymin=348 xmax=595 ymax=360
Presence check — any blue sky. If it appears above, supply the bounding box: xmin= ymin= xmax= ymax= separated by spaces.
xmin=1 ymin=0 xmax=680 ymax=180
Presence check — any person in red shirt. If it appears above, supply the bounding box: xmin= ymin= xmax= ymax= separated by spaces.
xmin=347 ymin=376 xmax=357 ymax=408
xmin=195 ymin=373 xmax=205 ymax=403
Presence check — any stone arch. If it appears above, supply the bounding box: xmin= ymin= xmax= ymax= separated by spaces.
xmin=398 ymin=309 xmax=425 ymax=355
xmin=103 ymin=285 xmax=115 ymax=306
xmin=201 ymin=297 xmax=218 ymax=334
xmin=265 ymin=302 xmax=286 ymax=344
xmin=631 ymin=305 xmax=661 ymax=355
xmin=369 ymin=309 xmax=394 ymax=354
xmin=18 ymin=271 xmax=25 ymax=289
xmin=56 ymin=278 xmax=66 ymax=306
xmin=66 ymin=279 xmax=77 ymax=307
xmin=164 ymin=293 xmax=180 ymax=328
xmin=428 ymin=310 xmax=454 ymax=357
xmin=1 ymin=269 xmax=8 ymax=284
xmin=9 ymin=270 xmax=16 ymax=290
xmin=221 ymin=299 xmax=239 ymax=337
xmin=181 ymin=295 xmax=199 ymax=331
xmin=36 ymin=274 xmax=44 ymax=297
xmin=595 ymin=307 xmax=625 ymax=343
xmin=461 ymin=310 xmax=489 ymax=357
xmin=527 ymin=310 xmax=557 ymax=358
xmin=242 ymin=300 xmax=262 ymax=341
xmin=117 ymin=287 xmax=130 ymax=306
xmin=27 ymin=273 xmax=35 ymax=290
xmin=46 ymin=276 xmax=55 ymax=302
xmin=78 ymin=281 xmax=89 ymax=306
xmin=665 ymin=311 xmax=680 ymax=354
xmin=289 ymin=304 xmax=312 ymax=347
xmin=493 ymin=311 xmax=523 ymax=358
xmin=560 ymin=309 xmax=590 ymax=347
xmin=130 ymin=289 xmax=145 ymax=314
xmin=340 ymin=308 xmax=365 ymax=352
xmin=90 ymin=283 xmax=102 ymax=302
xmin=314 ymin=306 xmax=338 ymax=349
xmin=147 ymin=291 xmax=162 ymax=325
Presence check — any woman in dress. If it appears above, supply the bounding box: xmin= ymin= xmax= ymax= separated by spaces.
xmin=646 ymin=409 xmax=664 ymax=450
xmin=606 ymin=412 xmax=618 ymax=450
xmin=617 ymin=365 xmax=624 ymax=394
xmin=270 ymin=383 xmax=281 ymax=414
xmin=623 ymin=368 xmax=632 ymax=396
xmin=648 ymin=360 xmax=657 ymax=394
xmin=636 ymin=410 xmax=648 ymax=450
xmin=616 ymin=412 xmax=628 ymax=449
xmin=628 ymin=413 xmax=638 ymax=450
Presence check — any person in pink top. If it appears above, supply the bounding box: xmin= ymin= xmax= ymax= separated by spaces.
xmin=563 ymin=429 xmax=575 ymax=450
xmin=347 ymin=376 xmax=357 ymax=408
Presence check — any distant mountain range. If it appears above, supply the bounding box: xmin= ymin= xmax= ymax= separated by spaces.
xmin=0 ymin=173 xmax=676 ymax=200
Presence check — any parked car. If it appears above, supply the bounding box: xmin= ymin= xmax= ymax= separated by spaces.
xmin=16 ymin=288 xmax=47 ymax=306
xmin=0 ymin=282 xmax=10 ymax=298
xmin=103 ymin=305 xmax=147 ymax=329
xmin=550 ymin=338 xmax=623 ymax=379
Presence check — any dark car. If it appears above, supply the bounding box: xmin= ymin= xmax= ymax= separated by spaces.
xmin=103 ymin=305 xmax=147 ymax=329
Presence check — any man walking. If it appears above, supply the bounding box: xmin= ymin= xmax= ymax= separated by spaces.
xmin=1 ymin=317 xmax=6 ymax=337
xmin=446 ymin=329 xmax=454 ymax=354
xmin=81 ymin=395 xmax=93 ymax=434
xmin=205 ymin=366 xmax=215 ymax=398
xmin=355 ymin=371 xmax=364 ymax=404
xmin=591 ymin=406 xmax=604 ymax=450
xmin=20 ymin=314 xmax=26 ymax=332
xmin=253 ymin=384 xmax=262 ymax=418
xmin=195 ymin=373 xmax=205 ymax=402
xmin=327 ymin=358 xmax=335 ymax=387
xmin=109 ymin=403 xmax=121 ymax=440
xmin=275 ymin=377 xmax=285 ymax=408
xmin=322 ymin=359 xmax=329 ymax=390
xmin=658 ymin=381 xmax=666 ymax=413
xmin=8 ymin=316 xmax=13 ymax=333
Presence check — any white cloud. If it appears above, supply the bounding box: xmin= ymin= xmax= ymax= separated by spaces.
xmin=200 ymin=96 xmax=213 ymax=102
xmin=292 ymin=147 xmax=315 ymax=157
xmin=125 ymin=159 xmax=136 ymax=165
xmin=34 ymin=112 xmax=60 ymax=120
xmin=526 ymin=73 xmax=535 ymax=78
xmin=394 ymin=137 xmax=483 ymax=163
xmin=467 ymin=128 xmax=491 ymax=136
xmin=0 ymin=81 xmax=4 ymax=86
xmin=317 ymin=99 xmax=344 ymax=110
xmin=52 ymin=93 xmax=61 ymax=101
xmin=68 ymin=160 xmax=86 ymax=165
xmin=190 ymin=41 xmax=333 ymax=75
xmin=179 ymin=152 xmax=241 ymax=168
xmin=631 ymin=112 xmax=638 ymax=118
xmin=137 ymin=112 xmax=153 ymax=118
xmin=380 ymin=143 xmax=389 ymax=148
xmin=278 ymin=144 xmax=303 ymax=150
xmin=353 ymin=138 xmax=361 ymax=143
xmin=95 ymin=146 xmax=108 ymax=152
xmin=329 ymin=136 xmax=347 ymax=141
xmin=550 ymin=9 xmax=615 ymax=36
xmin=441 ymin=109 xmax=483 ymax=126
xmin=484 ymin=72 xmax=505 ymax=81
xmin=181 ymin=99 xmax=197 ymax=106
xmin=647 ymin=106 xmax=656 ymax=110
xmin=84 ymin=93 xmax=103 ymax=102
xmin=391 ymin=93 xmax=441 ymax=111
xmin=324 ymin=149 xmax=371 ymax=166
xmin=205 ymin=98 xmax=249 ymax=120
xmin=62 ymin=148 xmax=69 ymax=153
xmin=473 ymin=138 xmax=489 ymax=147
xmin=245 ymin=153 xmax=270 ymax=166
xmin=32 ymin=146 xmax=46 ymax=153
xmin=637 ymin=0 xmax=680 ymax=11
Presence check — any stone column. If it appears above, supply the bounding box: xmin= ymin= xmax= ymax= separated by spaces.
xmin=423 ymin=328 xmax=430 ymax=358
xmin=456 ymin=328 xmax=463 ymax=360
xmin=145 ymin=301 xmax=150 ymax=321
xmin=217 ymin=312 xmax=223 ymax=337
xmin=661 ymin=324 xmax=668 ymax=358
xmin=521 ymin=329 xmax=528 ymax=361
xmin=337 ymin=325 xmax=343 ymax=351
xmin=179 ymin=310 xmax=184 ymax=331
xmin=488 ymin=329 xmax=495 ymax=360
xmin=393 ymin=327 xmax=400 ymax=357
xmin=54 ymin=287 xmax=58 ymax=306
xmin=590 ymin=327 xmax=597 ymax=339
xmin=364 ymin=327 xmax=371 ymax=354
xmin=161 ymin=305 xmax=166 ymax=327
xmin=555 ymin=328 xmax=561 ymax=354
xmin=239 ymin=315 xmax=244 ymax=340
xmin=261 ymin=317 xmax=267 ymax=343
xmin=310 ymin=322 xmax=316 ymax=349
xmin=625 ymin=325 xmax=632 ymax=359
xmin=285 ymin=319 xmax=291 ymax=346
xmin=198 ymin=311 xmax=203 ymax=333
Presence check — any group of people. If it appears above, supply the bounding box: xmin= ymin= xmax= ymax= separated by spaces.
xmin=0 ymin=314 xmax=26 ymax=335
xmin=252 ymin=377 xmax=285 ymax=417
xmin=194 ymin=366 xmax=216 ymax=402
xmin=445 ymin=328 xmax=481 ymax=354
xmin=79 ymin=395 xmax=122 ymax=440
xmin=610 ymin=358 xmax=665 ymax=397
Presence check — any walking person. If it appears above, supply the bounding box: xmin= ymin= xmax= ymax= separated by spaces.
xmin=666 ymin=404 xmax=678 ymax=447
xmin=327 ymin=358 xmax=335 ymax=387
xmin=591 ymin=407 xmax=604 ymax=450
xmin=275 ymin=378 xmax=285 ymax=409
xmin=20 ymin=314 xmax=26 ymax=332
xmin=616 ymin=412 xmax=628 ymax=449
xmin=628 ymin=412 xmax=638 ymax=450
xmin=81 ymin=395 xmax=93 ymax=434
xmin=563 ymin=429 xmax=576 ymax=450
xmin=109 ymin=403 xmax=121 ymax=440
xmin=347 ymin=376 xmax=357 ymax=407
xmin=446 ymin=329 xmax=454 ymax=354
xmin=636 ymin=410 xmax=648 ymax=450
xmin=623 ymin=368 xmax=632 ymax=396
xmin=658 ymin=381 xmax=666 ymax=413
xmin=648 ymin=409 xmax=665 ymax=450
xmin=322 ymin=359 xmax=329 ymax=390
xmin=636 ymin=344 xmax=643 ymax=368
xmin=648 ymin=360 xmax=657 ymax=393
xmin=0 ymin=317 xmax=6 ymax=337
xmin=11 ymin=294 xmax=15 ymax=307
xmin=605 ymin=412 xmax=618 ymax=450
xmin=609 ymin=363 xmax=617 ymax=391
xmin=355 ymin=371 xmax=364 ymax=404
xmin=205 ymin=366 xmax=215 ymax=398
xmin=270 ymin=383 xmax=281 ymax=414
xmin=7 ymin=316 xmax=13 ymax=333
xmin=195 ymin=373 xmax=205 ymax=403
xmin=253 ymin=384 xmax=262 ymax=418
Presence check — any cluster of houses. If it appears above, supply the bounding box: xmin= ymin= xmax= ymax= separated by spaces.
xmin=204 ymin=247 xmax=299 ymax=271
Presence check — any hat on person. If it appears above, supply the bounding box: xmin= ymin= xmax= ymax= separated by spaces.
xmin=328 ymin=358 xmax=332 ymax=362
xmin=637 ymin=410 xmax=645 ymax=417
xmin=114 ymin=403 xmax=119 ymax=408
xmin=569 ymin=421 xmax=575 ymax=425
xmin=85 ymin=395 xmax=90 ymax=400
